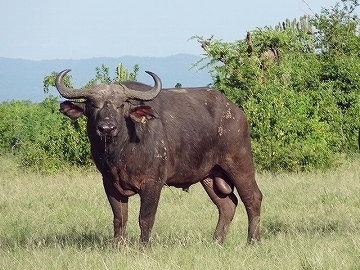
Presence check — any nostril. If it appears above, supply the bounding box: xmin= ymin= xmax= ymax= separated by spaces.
xmin=97 ymin=125 xmax=107 ymax=133
xmin=97 ymin=124 xmax=117 ymax=135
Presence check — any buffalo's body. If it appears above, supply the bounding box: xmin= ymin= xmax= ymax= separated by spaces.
xmin=56 ymin=70 xmax=262 ymax=244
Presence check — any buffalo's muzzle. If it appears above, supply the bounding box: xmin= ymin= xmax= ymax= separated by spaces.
xmin=97 ymin=123 xmax=118 ymax=138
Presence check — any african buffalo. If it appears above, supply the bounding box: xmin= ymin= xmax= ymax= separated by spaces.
xmin=55 ymin=69 xmax=262 ymax=244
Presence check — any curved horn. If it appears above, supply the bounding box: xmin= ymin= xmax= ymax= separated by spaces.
xmin=55 ymin=69 xmax=103 ymax=99
xmin=124 ymin=71 xmax=162 ymax=100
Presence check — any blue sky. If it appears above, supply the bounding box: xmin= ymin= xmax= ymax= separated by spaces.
xmin=1 ymin=0 xmax=342 ymax=60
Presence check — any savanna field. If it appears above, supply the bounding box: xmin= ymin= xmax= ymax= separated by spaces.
xmin=1 ymin=2 xmax=360 ymax=269
xmin=0 ymin=155 xmax=359 ymax=269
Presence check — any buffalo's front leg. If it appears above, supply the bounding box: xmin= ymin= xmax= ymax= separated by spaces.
xmin=103 ymin=179 xmax=129 ymax=243
xmin=138 ymin=180 xmax=163 ymax=243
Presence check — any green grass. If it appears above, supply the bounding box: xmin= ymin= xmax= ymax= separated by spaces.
xmin=0 ymin=155 xmax=359 ymax=269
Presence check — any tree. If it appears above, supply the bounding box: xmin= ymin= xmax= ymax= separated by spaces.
xmin=115 ymin=63 xmax=139 ymax=82
xmin=192 ymin=1 xmax=360 ymax=172
xmin=43 ymin=63 xmax=140 ymax=92
xmin=312 ymin=0 xmax=360 ymax=151
xmin=43 ymin=71 xmax=72 ymax=94
xmin=86 ymin=63 xmax=140 ymax=86
xmin=312 ymin=0 xmax=360 ymax=56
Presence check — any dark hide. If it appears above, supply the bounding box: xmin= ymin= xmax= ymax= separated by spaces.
xmin=59 ymin=78 xmax=262 ymax=244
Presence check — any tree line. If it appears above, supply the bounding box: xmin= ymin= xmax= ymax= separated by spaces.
xmin=0 ymin=0 xmax=359 ymax=173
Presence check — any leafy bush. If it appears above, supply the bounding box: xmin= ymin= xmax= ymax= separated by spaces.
xmin=0 ymin=97 xmax=91 ymax=173
xmin=0 ymin=63 xmax=139 ymax=173
xmin=194 ymin=0 xmax=360 ymax=172
xmin=19 ymin=97 xmax=91 ymax=173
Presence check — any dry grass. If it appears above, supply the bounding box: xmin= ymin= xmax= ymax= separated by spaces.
xmin=0 ymin=155 xmax=359 ymax=269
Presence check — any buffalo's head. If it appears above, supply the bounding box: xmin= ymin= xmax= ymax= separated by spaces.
xmin=55 ymin=69 xmax=161 ymax=140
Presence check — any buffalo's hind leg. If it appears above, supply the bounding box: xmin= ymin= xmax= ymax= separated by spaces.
xmin=236 ymin=177 xmax=262 ymax=244
xmin=201 ymin=176 xmax=238 ymax=244
xmin=224 ymin=153 xmax=262 ymax=244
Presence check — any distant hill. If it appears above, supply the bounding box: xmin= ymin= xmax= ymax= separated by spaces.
xmin=0 ymin=54 xmax=212 ymax=102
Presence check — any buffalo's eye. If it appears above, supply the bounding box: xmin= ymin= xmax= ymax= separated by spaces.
xmin=117 ymin=104 xmax=125 ymax=109
xmin=92 ymin=103 xmax=100 ymax=109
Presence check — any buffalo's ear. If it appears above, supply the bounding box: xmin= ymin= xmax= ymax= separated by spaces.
xmin=129 ymin=105 xmax=159 ymax=123
xmin=60 ymin=101 xmax=86 ymax=120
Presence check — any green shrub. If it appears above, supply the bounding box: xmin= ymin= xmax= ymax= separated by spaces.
xmin=0 ymin=63 xmax=139 ymax=173
xmin=194 ymin=1 xmax=360 ymax=171
xmin=0 ymin=97 xmax=91 ymax=173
